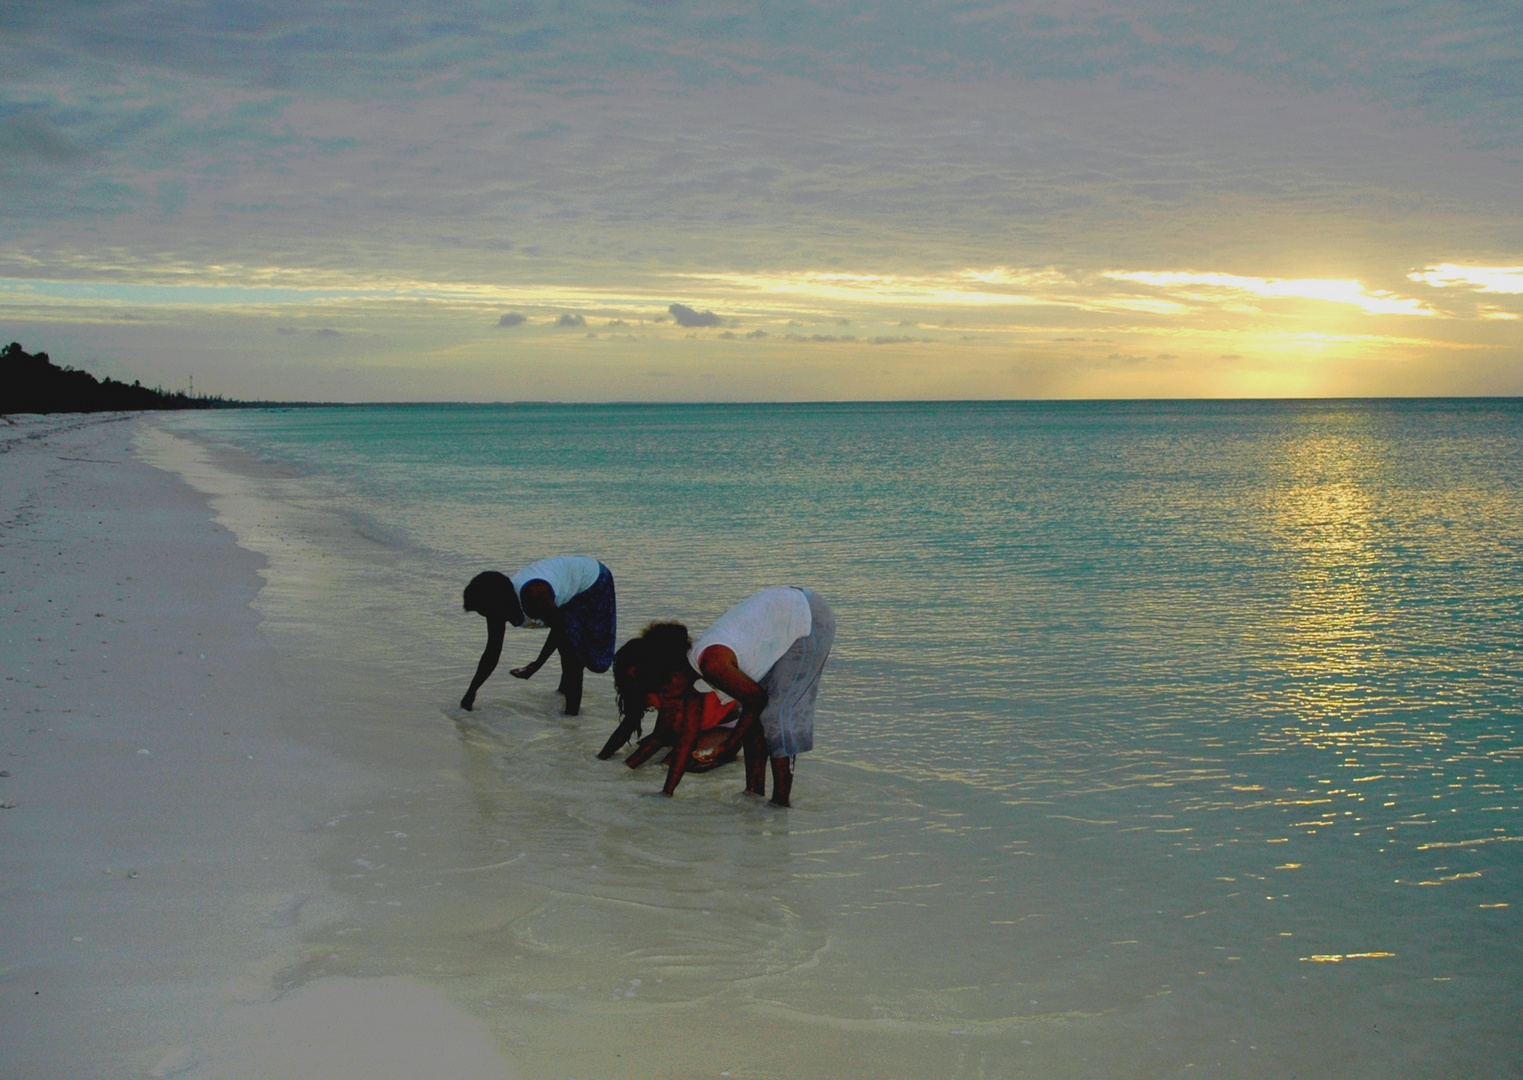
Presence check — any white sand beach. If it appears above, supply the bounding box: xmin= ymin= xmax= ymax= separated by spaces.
xmin=0 ymin=414 xmax=516 ymax=1080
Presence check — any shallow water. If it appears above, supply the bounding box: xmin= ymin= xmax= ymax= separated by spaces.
xmin=157 ymin=401 xmax=1523 ymax=1078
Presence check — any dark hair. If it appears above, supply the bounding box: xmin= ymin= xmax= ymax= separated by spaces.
xmin=612 ymin=638 xmax=649 ymax=734
xmin=635 ymin=622 xmax=693 ymax=692
xmin=606 ymin=623 xmax=694 ymax=751
xmin=463 ymin=571 xmax=523 ymax=624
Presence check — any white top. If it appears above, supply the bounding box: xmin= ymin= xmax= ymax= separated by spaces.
xmin=510 ymin=555 xmax=602 ymax=610
xmin=690 ymin=587 xmax=813 ymax=699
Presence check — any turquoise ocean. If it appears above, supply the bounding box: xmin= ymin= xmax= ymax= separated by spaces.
xmin=160 ymin=400 xmax=1522 ymax=1079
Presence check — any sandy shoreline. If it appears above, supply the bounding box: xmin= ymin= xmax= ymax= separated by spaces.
xmin=0 ymin=413 xmax=516 ymax=1080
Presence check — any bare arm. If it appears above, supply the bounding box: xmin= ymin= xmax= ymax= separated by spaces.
xmin=623 ymin=732 xmax=665 ymax=768
xmin=661 ymin=696 xmax=704 ymax=796
xmin=697 ymin=645 xmax=768 ymax=757
xmin=599 ymin=715 xmax=645 ymax=759
xmin=461 ymin=617 xmax=507 ymax=710
xmin=505 ymin=579 xmax=564 ymax=679
xmin=511 ymin=629 xmax=561 ymax=679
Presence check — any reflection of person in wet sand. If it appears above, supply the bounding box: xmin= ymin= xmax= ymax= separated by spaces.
xmin=617 ymin=587 xmax=834 ymax=806
xmin=460 ymin=556 xmax=616 ymax=715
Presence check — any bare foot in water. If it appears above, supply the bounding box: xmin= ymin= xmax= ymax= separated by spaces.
xmin=768 ymin=756 xmax=793 ymax=807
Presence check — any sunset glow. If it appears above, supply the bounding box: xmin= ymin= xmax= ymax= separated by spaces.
xmin=3 ymin=2 xmax=1519 ymax=399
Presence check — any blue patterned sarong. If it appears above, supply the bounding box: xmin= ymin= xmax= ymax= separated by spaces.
xmin=560 ymin=563 xmax=616 ymax=673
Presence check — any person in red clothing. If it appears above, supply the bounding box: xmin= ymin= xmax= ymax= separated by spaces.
xmin=605 ymin=627 xmax=741 ymax=769
xmin=615 ymin=588 xmax=835 ymax=806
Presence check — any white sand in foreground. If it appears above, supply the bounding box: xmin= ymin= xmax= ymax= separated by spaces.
xmin=0 ymin=414 xmax=515 ymax=1080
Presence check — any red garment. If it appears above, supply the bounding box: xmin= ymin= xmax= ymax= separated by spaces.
xmin=643 ymin=691 xmax=739 ymax=732
xmin=699 ymin=691 xmax=740 ymax=731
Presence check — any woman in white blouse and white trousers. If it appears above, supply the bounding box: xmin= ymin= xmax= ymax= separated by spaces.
xmin=623 ymin=586 xmax=835 ymax=806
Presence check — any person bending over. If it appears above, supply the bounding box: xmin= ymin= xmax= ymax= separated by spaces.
xmin=460 ymin=555 xmax=616 ymax=715
xmin=623 ymin=587 xmax=834 ymax=806
xmin=606 ymin=628 xmax=741 ymax=768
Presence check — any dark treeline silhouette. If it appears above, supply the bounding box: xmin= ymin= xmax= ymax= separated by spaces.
xmin=2 ymin=342 xmax=254 ymax=414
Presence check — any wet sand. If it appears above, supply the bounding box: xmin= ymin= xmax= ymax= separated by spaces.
xmin=0 ymin=413 xmax=516 ymax=1080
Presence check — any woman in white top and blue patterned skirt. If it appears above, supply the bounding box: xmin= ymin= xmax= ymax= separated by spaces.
xmin=619 ymin=586 xmax=834 ymax=806
xmin=460 ymin=555 xmax=616 ymax=716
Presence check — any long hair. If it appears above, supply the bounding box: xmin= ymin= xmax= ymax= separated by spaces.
xmin=612 ymin=638 xmax=650 ymax=734
xmin=608 ymin=622 xmax=693 ymax=747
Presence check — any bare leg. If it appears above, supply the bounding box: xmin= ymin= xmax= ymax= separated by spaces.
xmin=743 ymin=725 xmax=768 ymax=797
xmin=769 ymin=755 xmax=793 ymax=807
xmin=557 ymin=645 xmax=585 ymax=715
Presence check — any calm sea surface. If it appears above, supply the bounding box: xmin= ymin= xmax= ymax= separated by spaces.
xmin=163 ymin=400 xmax=1522 ymax=1079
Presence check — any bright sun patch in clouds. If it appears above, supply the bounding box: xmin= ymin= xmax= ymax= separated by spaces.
xmin=1408 ymin=264 xmax=1523 ymax=295
xmin=1104 ymin=271 xmax=1436 ymax=317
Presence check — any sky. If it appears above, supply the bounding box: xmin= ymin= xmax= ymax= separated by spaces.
xmin=3 ymin=1 xmax=1521 ymax=401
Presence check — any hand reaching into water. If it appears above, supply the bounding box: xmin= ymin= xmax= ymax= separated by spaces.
xmin=686 ymin=729 xmax=741 ymax=772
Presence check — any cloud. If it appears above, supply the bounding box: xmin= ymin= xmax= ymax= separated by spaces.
xmin=1104 ymin=271 xmax=1436 ymax=316
xmin=314 ymin=327 xmax=343 ymax=337
xmin=1409 ymin=264 xmax=1523 ymax=295
xmin=676 ymin=269 xmax=1073 ymax=309
xmin=442 ymin=236 xmax=515 ymax=251
xmin=0 ymin=113 xmax=89 ymax=164
xmin=555 ymin=312 xmax=586 ymax=327
xmin=520 ymin=121 xmax=570 ymax=140
xmin=497 ymin=312 xmax=526 ymax=326
xmin=11 ymin=2 xmax=1516 ymax=149
xmin=669 ymin=303 xmax=722 ymax=327
xmin=5 ymin=3 xmax=1519 ymax=400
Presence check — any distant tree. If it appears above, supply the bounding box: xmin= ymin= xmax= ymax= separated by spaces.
xmin=1 ymin=341 xmax=240 ymax=414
